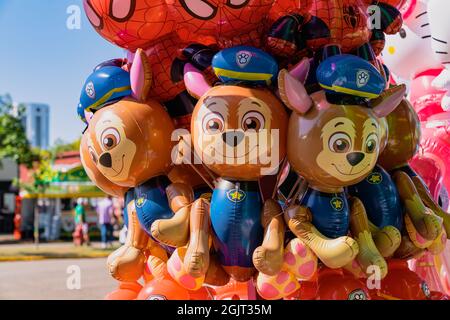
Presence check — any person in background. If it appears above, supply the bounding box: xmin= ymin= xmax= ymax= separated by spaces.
xmin=73 ymin=198 xmax=89 ymax=246
xmin=97 ymin=196 xmax=114 ymax=249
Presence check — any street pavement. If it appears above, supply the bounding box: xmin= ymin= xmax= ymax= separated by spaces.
xmin=0 ymin=258 xmax=117 ymax=299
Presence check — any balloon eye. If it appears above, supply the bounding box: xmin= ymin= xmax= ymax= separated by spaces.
xmin=241 ymin=111 xmax=265 ymax=132
xmin=101 ymin=128 xmax=121 ymax=150
xmin=329 ymin=132 xmax=352 ymax=153
xmin=109 ymin=0 xmax=136 ymax=22
xmin=202 ymin=113 xmax=224 ymax=134
xmin=399 ymin=28 xmax=407 ymax=39
xmin=179 ymin=0 xmax=218 ymax=20
xmin=84 ymin=0 xmax=104 ymax=29
xmin=226 ymin=0 xmax=250 ymax=9
xmin=365 ymin=134 xmax=378 ymax=153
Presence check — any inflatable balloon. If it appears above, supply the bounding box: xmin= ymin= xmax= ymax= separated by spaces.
xmin=428 ymin=0 xmax=450 ymax=110
xmin=104 ymin=282 xmax=143 ymax=300
xmin=409 ymin=68 xmax=446 ymax=121
xmin=315 ymin=267 xmax=370 ymax=300
xmin=266 ymin=0 xmax=404 ymax=62
xmin=370 ymin=260 xmax=431 ymax=300
xmin=83 ymin=0 xmax=176 ymax=51
xmin=79 ymin=50 xmax=202 ymax=284
xmin=137 ymin=278 xmax=191 ymax=300
xmin=378 ymin=99 xmax=449 ymax=249
xmin=382 ymin=0 xmax=442 ymax=82
xmin=80 ymin=134 xmax=129 ymax=198
xmin=168 ymin=0 xmax=275 ymax=48
xmin=283 ymin=55 xmax=406 ymax=278
xmin=163 ymin=46 xmax=297 ymax=298
xmin=83 ymin=0 xmax=218 ymax=129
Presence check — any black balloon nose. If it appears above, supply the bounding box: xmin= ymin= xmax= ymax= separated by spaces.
xmin=346 ymin=152 xmax=365 ymax=166
xmin=222 ymin=132 xmax=244 ymax=147
xmin=99 ymin=152 xmax=112 ymax=168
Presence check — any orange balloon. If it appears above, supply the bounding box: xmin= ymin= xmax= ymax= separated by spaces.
xmin=84 ymin=99 xmax=175 ymax=188
xmin=137 ymin=278 xmax=190 ymax=300
xmin=168 ymin=0 xmax=275 ymax=48
xmin=80 ymin=133 xmax=129 ymax=197
xmin=316 ymin=267 xmax=370 ymax=300
xmin=104 ymin=282 xmax=143 ymax=300
xmin=189 ymin=287 xmax=216 ymax=300
xmin=370 ymin=260 xmax=431 ymax=300
xmin=214 ymin=279 xmax=251 ymax=300
xmin=83 ymin=0 xmax=176 ymax=51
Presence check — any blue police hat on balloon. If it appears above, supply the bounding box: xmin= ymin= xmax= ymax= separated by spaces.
xmin=78 ymin=66 xmax=132 ymax=123
xmin=316 ymin=55 xmax=386 ymax=99
xmin=212 ymin=46 xmax=278 ymax=86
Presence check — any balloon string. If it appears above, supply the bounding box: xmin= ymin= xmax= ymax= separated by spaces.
xmin=178 ymin=136 xmax=216 ymax=189
xmin=285 ymin=176 xmax=301 ymax=204
xmin=271 ymin=157 xmax=288 ymax=200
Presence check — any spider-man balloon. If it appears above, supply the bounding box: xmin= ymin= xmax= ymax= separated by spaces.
xmin=168 ymin=0 xmax=275 ymax=48
xmin=83 ymin=0 xmax=176 ymax=51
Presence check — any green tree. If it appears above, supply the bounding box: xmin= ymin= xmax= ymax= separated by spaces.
xmin=0 ymin=101 xmax=35 ymax=168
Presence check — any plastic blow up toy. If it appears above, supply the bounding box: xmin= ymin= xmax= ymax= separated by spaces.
xmin=162 ymin=46 xmax=322 ymax=300
xmin=382 ymin=0 xmax=442 ymax=82
xmin=266 ymin=0 xmax=405 ymax=62
xmin=428 ymin=0 xmax=450 ymax=110
xmin=377 ymin=100 xmax=449 ymax=252
xmin=167 ymin=0 xmax=275 ymax=48
xmin=283 ymin=55 xmax=406 ymax=282
xmin=79 ymin=50 xmax=207 ymax=290
xmin=83 ymin=0 xmax=218 ymax=129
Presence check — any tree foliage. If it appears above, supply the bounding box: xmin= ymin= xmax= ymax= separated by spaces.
xmin=0 ymin=101 xmax=35 ymax=167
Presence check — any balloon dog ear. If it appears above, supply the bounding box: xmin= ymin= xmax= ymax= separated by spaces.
xmin=278 ymin=58 xmax=313 ymax=114
xmin=184 ymin=63 xmax=212 ymax=99
xmin=371 ymin=84 xmax=406 ymax=118
xmin=130 ymin=48 xmax=152 ymax=102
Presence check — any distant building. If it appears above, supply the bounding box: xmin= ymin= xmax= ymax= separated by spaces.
xmin=21 ymin=103 xmax=50 ymax=149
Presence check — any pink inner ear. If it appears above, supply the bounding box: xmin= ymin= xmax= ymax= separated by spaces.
xmin=130 ymin=52 xmax=145 ymax=100
xmin=184 ymin=63 xmax=211 ymax=99
xmin=289 ymin=58 xmax=310 ymax=84
xmin=284 ymin=72 xmax=312 ymax=114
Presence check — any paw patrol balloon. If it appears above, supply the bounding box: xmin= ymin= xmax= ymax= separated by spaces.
xmin=78 ymin=66 xmax=132 ymax=124
xmin=212 ymin=46 xmax=278 ymax=85
xmin=317 ymin=55 xmax=386 ymax=99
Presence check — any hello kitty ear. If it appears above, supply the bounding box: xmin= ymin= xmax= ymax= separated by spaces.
xmin=371 ymin=84 xmax=407 ymax=118
xmin=184 ymin=63 xmax=212 ymax=99
xmin=288 ymin=58 xmax=310 ymax=84
xmin=130 ymin=48 xmax=152 ymax=102
xmin=278 ymin=68 xmax=312 ymax=114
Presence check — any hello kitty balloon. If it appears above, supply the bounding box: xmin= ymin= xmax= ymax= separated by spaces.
xmin=428 ymin=0 xmax=450 ymax=110
xmin=382 ymin=0 xmax=441 ymax=81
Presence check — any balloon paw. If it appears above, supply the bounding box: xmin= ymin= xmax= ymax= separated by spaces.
xmin=283 ymin=239 xmax=317 ymax=280
xmin=167 ymin=248 xmax=205 ymax=291
xmin=256 ymin=270 xmax=300 ymax=300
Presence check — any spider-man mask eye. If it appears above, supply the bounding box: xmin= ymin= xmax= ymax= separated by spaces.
xmin=109 ymin=0 xmax=136 ymax=22
xmin=226 ymin=0 xmax=250 ymax=9
xmin=84 ymin=0 xmax=104 ymax=29
xmin=179 ymin=0 xmax=218 ymax=20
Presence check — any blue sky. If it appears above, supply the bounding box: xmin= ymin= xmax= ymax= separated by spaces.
xmin=0 ymin=0 xmax=124 ymax=145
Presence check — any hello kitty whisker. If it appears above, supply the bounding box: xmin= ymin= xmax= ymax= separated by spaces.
xmin=432 ymin=37 xmax=448 ymax=44
xmin=415 ymin=11 xmax=427 ymax=19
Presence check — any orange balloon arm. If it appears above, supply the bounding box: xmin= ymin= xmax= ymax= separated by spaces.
xmin=253 ymin=199 xmax=285 ymax=276
xmin=107 ymin=200 xmax=148 ymax=282
xmin=151 ymin=183 xmax=193 ymax=247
